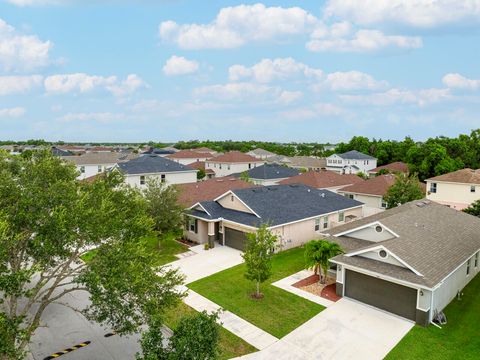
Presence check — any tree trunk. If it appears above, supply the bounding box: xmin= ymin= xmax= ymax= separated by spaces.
xmin=256 ymin=281 xmax=260 ymax=297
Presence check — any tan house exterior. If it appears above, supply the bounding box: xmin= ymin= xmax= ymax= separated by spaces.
xmin=426 ymin=169 xmax=480 ymax=210
xmin=205 ymin=151 xmax=264 ymax=177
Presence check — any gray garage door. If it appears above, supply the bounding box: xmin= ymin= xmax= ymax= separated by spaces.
xmin=345 ymin=269 xmax=417 ymax=321
xmin=224 ymin=227 xmax=247 ymax=251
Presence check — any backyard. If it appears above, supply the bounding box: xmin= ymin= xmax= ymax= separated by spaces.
xmin=80 ymin=232 xmax=189 ymax=266
xmin=163 ymin=302 xmax=257 ymax=359
xmin=386 ymin=273 xmax=480 ymax=360
xmin=188 ymin=247 xmax=324 ymax=338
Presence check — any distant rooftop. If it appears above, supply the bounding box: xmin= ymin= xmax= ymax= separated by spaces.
xmin=117 ymin=155 xmax=196 ymax=175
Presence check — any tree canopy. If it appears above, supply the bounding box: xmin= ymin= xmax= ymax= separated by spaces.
xmin=463 ymin=200 xmax=480 ymax=218
xmin=305 ymin=240 xmax=343 ymax=284
xmin=383 ymin=173 xmax=425 ymax=209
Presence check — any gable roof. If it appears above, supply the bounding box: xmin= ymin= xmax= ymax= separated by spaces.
xmin=177 ymin=176 xmax=255 ymax=207
xmin=117 ymin=155 xmax=196 ymax=175
xmin=208 ymin=151 xmax=263 ymax=163
xmin=289 ymin=156 xmax=326 ymax=168
xmin=369 ymin=161 xmax=409 ymax=174
xmin=61 ymin=152 xmax=137 ymax=166
xmin=329 ymin=200 xmax=480 ymax=288
xmin=190 ymin=184 xmax=363 ymax=228
xmin=337 ymin=150 xmax=376 ymax=160
xmin=192 ymin=147 xmax=216 ymax=154
xmin=186 ymin=160 xmax=215 ymax=174
xmin=166 ymin=150 xmax=212 ymax=159
xmin=279 ymin=170 xmax=364 ymax=189
xmin=248 ymin=148 xmax=276 ymax=156
xmin=338 ymin=174 xmax=396 ymax=196
xmin=427 ymin=168 xmax=480 ymax=185
xmin=233 ymin=164 xmax=301 ymax=180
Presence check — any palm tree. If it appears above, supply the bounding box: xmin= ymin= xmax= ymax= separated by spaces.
xmin=305 ymin=240 xmax=343 ymax=284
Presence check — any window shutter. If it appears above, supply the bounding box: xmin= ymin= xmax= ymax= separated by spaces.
xmin=194 ymin=219 xmax=198 ymax=234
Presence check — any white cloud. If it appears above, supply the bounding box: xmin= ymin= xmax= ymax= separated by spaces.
xmin=442 ymin=73 xmax=480 ymax=90
xmin=307 ymin=26 xmax=422 ymax=52
xmin=322 ymin=71 xmax=388 ymax=90
xmin=0 ymin=106 xmax=26 ymax=117
xmin=277 ymin=90 xmax=303 ymax=104
xmin=159 ymin=3 xmax=318 ymax=49
xmin=5 ymin=0 xmax=65 ymax=5
xmin=0 ymin=75 xmax=43 ymax=95
xmin=162 ymin=55 xmax=199 ymax=76
xmin=228 ymin=58 xmax=322 ymax=83
xmin=44 ymin=73 xmax=146 ymax=96
xmin=280 ymin=103 xmax=346 ymax=120
xmin=0 ymin=18 xmax=52 ymax=72
xmin=58 ymin=112 xmax=125 ymax=123
xmin=340 ymin=88 xmax=451 ymax=106
xmin=194 ymin=82 xmax=276 ymax=101
xmin=323 ymin=0 xmax=480 ymax=28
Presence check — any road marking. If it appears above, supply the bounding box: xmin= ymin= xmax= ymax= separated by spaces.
xmin=43 ymin=341 xmax=91 ymax=360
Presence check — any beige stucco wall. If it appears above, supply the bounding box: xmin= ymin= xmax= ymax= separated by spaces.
xmin=217 ymin=193 xmax=255 ymax=214
xmin=184 ymin=219 xmax=209 ymax=244
xmin=170 ymin=156 xmax=210 ymax=165
xmin=426 ymin=181 xmax=480 ymax=210
xmin=75 ymin=162 xmax=116 ymax=180
xmin=205 ymin=161 xmax=263 ymax=177
xmin=125 ymin=171 xmax=197 ymax=188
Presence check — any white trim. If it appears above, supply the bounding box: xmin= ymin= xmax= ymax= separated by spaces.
xmin=337 ymin=190 xmax=383 ymax=198
xmin=434 ymin=248 xmax=480 ymax=289
xmin=425 ymin=179 xmax=480 ymax=187
xmin=333 ymin=221 xmax=400 ymax=238
xmin=332 ymin=261 xmax=431 ymax=291
xmin=188 ymin=202 xmax=211 ymax=217
xmin=221 ymin=218 xmax=258 ymax=231
xmin=267 ymin=205 xmax=363 ymax=230
xmin=346 ymin=245 xmax=424 ymax=276
xmin=124 ymin=169 xmax=198 ymax=176
xmin=213 ymin=190 xmax=261 ymax=218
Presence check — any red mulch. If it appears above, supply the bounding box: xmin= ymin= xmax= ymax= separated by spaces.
xmin=293 ymin=274 xmax=319 ymax=288
xmin=321 ymin=284 xmax=341 ymax=302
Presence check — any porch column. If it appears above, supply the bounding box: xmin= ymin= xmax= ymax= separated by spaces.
xmin=207 ymin=222 xmax=215 ymax=248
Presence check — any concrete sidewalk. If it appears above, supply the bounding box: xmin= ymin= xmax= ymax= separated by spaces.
xmin=182 ymin=287 xmax=278 ymax=351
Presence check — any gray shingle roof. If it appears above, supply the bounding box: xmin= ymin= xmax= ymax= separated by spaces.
xmin=338 ymin=150 xmax=376 ymax=160
xmin=191 ymin=184 xmax=363 ymax=227
xmin=232 ymin=164 xmax=301 ymax=180
xmin=330 ymin=200 xmax=480 ymax=288
xmin=117 ymin=155 xmax=196 ymax=175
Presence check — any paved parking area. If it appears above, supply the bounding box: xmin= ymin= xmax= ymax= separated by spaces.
xmin=237 ymin=298 xmax=413 ymax=360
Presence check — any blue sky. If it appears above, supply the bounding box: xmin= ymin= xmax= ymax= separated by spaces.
xmin=0 ymin=0 xmax=479 ymax=143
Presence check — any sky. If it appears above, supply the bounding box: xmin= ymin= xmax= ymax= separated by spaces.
xmin=0 ymin=0 xmax=479 ymax=143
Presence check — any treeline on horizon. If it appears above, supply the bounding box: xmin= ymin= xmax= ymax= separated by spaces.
xmin=2 ymin=129 xmax=480 ymax=181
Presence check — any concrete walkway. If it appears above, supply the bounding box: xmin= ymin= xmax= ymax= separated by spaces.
xmin=236 ymin=298 xmax=414 ymax=360
xmin=272 ymin=269 xmax=334 ymax=308
xmin=182 ymin=286 xmax=278 ymax=350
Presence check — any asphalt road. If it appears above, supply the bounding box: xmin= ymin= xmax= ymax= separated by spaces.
xmin=29 ymin=289 xmax=170 ymax=360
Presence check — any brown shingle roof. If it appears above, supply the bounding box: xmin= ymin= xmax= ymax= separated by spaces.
xmin=186 ymin=161 xmax=215 ymax=174
xmin=61 ymin=152 xmax=137 ymax=166
xmin=369 ymin=161 xmax=409 ymax=174
xmin=279 ymin=170 xmax=364 ymax=189
xmin=208 ymin=151 xmax=262 ymax=163
xmin=339 ymin=174 xmax=396 ymax=196
xmin=177 ymin=177 xmax=256 ymax=207
xmin=427 ymin=168 xmax=480 ymax=185
xmin=289 ymin=156 xmax=326 ymax=168
xmin=166 ymin=150 xmax=212 ymax=159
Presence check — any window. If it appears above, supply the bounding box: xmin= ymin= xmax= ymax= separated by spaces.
xmin=227 ymin=164 xmax=231 ymax=170
xmin=219 ymin=164 xmax=222 ymax=169
xmin=188 ymin=218 xmax=197 ymax=233
xmin=248 ymin=163 xmax=252 ymax=169
xmin=466 ymin=258 xmax=471 ymax=276
xmin=161 ymin=174 xmax=166 ymax=183
xmin=98 ymin=165 xmax=103 ymax=173
xmin=230 ymin=195 xmax=234 ymax=202
xmin=430 ymin=182 xmax=437 ymax=193
xmin=338 ymin=211 xmax=345 ymax=222
xmin=140 ymin=175 xmax=145 ymax=185
xmin=381 ymin=199 xmax=387 ymax=208
xmin=475 ymin=252 xmax=479 ymax=268
xmin=323 ymin=216 xmax=328 ymax=229
xmin=348 ymin=194 xmax=354 ymax=199
xmin=314 ymin=218 xmax=320 ymax=231
xmin=80 ymin=166 xmax=85 ymax=173
xmin=471 ymin=185 xmax=476 ymax=193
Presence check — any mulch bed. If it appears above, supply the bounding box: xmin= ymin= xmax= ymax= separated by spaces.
xmin=293 ymin=274 xmax=341 ymax=302
xmin=177 ymin=238 xmax=196 ymax=247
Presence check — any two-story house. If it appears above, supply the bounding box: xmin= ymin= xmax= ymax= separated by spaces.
xmin=205 ymin=151 xmax=264 ymax=177
xmin=62 ymin=152 xmax=137 ymax=180
xmin=326 ymin=150 xmax=377 ymax=175
xmin=426 ymin=168 xmax=480 ymax=210
xmin=166 ymin=150 xmax=213 ymax=165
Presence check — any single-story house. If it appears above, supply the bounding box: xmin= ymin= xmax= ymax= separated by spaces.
xmin=62 ymin=152 xmax=137 ymax=180
xmin=426 ymin=168 xmax=480 ymax=210
xmin=368 ymin=161 xmax=409 ymax=177
xmin=338 ymin=174 xmax=397 ymax=215
xmin=176 ymin=176 xmax=256 ymax=207
xmin=166 ymin=150 xmax=213 ymax=165
xmin=205 ymin=151 xmax=264 ymax=177
xmin=288 ymin=156 xmax=326 ymax=171
xmin=279 ymin=170 xmax=364 ymax=192
xmin=327 ymin=200 xmax=480 ymax=326
xmin=185 ymin=184 xmax=364 ymax=251
xmin=232 ymin=164 xmax=302 ymax=186
xmin=247 ymin=148 xmax=276 ymax=160
xmin=116 ymin=154 xmax=198 ymax=187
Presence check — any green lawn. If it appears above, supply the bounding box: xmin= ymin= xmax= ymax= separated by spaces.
xmin=80 ymin=233 xmax=188 ymax=266
xmin=188 ymin=247 xmax=324 ymax=338
xmin=163 ymin=302 xmax=257 ymax=359
xmin=386 ymin=273 xmax=480 ymax=360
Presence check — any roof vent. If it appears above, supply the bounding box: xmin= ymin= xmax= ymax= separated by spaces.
xmin=289 ymin=184 xmax=299 ymax=188
xmin=319 ymin=193 xmax=325 ymax=198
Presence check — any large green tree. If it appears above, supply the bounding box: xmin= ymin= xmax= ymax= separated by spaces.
xmin=305 ymin=240 xmax=343 ymax=284
xmin=242 ymin=225 xmax=277 ymax=298
xmin=383 ymin=173 xmax=425 ymax=209
xmin=0 ymin=151 xmax=184 ymax=359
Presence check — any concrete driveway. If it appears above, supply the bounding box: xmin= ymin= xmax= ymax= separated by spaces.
xmin=239 ymin=298 xmax=413 ymax=360
xmin=167 ymin=244 xmax=243 ymax=284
